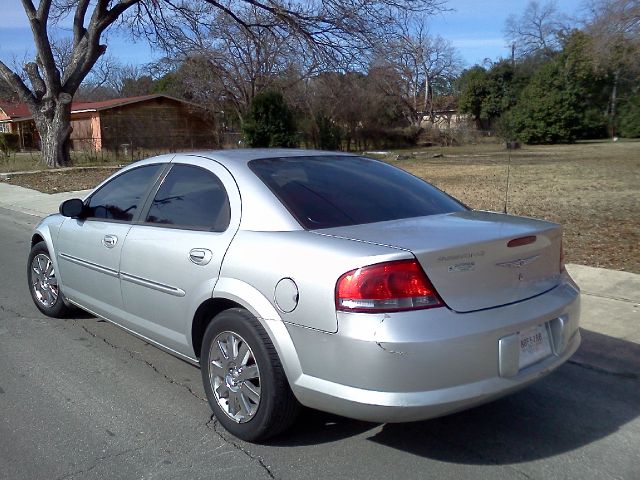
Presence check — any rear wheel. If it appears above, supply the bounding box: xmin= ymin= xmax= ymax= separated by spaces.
xmin=201 ymin=308 xmax=299 ymax=442
xmin=27 ymin=241 xmax=70 ymax=318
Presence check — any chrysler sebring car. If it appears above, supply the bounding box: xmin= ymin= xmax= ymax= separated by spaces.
xmin=27 ymin=149 xmax=581 ymax=441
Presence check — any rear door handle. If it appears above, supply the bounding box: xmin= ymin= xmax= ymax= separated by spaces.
xmin=189 ymin=248 xmax=212 ymax=265
xmin=102 ymin=235 xmax=118 ymax=248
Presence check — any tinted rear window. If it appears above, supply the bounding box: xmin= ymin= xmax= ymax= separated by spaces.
xmin=249 ymin=156 xmax=466 ymax=229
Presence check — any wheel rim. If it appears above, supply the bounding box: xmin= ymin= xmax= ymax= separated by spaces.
xmin=30 ymin=253 xmax=59 ymax=308
xmin=209 ymin=331 xmax=261 ymax=423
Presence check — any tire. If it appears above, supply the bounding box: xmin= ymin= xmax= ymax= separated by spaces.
xmin=27 ymin=241 xmax=70 ymax=318
xmin=201 ymin=308 xmax=299 ymax=442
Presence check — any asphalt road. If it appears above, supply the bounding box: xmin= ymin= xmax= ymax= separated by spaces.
xmin=1 ymin=206 xmax=638 ymax=480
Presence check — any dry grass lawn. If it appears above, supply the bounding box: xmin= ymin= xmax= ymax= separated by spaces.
xmin=1 ymin=140 xmax=638 ymax=273
xmin=384 ymin=140 xmax=639 ymax=273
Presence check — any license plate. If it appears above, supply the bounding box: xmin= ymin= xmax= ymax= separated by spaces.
xmin=519 ymin=324 xmax=552 ymax=369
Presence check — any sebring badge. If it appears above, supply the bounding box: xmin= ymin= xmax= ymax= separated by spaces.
xmin=496 ymin=254 xmax=541 ymax=268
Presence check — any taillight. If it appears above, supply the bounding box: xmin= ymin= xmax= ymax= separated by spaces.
xmin=335 ymin=259 xmax=444 ymax=313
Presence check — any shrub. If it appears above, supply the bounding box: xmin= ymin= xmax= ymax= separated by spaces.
xmin=509 ymin=32 xmax=608 ymax=144
xmin=316 ymin=115 xmax=343 ymax=150
xmin=0 ymin=133 xmax=19 ymax=156
xmin=243 ymin=91 xmax=298 ymax=148
xmin=618 ymin=94 xmax=640 ymax=138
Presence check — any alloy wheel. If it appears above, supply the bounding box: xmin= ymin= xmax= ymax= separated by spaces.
xmin=209 ymin=331 xmax=261 ymax=423
xmin=30 ymin=253 xmax=59 ymax=308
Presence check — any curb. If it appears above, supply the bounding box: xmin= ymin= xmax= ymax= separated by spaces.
xmin=0 ymin=165 xmax=122 ymax=179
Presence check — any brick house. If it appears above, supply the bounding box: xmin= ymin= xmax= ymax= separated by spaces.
xmin=0 ymin=94 xmax=217 ymax=152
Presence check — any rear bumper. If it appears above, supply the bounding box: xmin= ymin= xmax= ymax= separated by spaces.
xmin=286 ymin=275 xmax=580 ymax=423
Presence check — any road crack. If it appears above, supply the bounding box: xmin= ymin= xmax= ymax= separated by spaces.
xmin=54 ymin=445 xmax=144 ymax=480
xmin=568 ymin=359 xmax=638 ymax=380
xmin=506 ymin=466 xmax=535 ymax=480
xmin=80 ymin=324 xmax=207 ymax=402
xmin=139 ymin=356 xmax=207 ymax=402
xmin=206 ymin=415 xmax=276 ymax=479
xmin=0 ymin=304 xmax=24 ymax=318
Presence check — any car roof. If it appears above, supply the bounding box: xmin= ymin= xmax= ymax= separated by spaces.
xmin=184 ymin=148 xmax=356 ymax=165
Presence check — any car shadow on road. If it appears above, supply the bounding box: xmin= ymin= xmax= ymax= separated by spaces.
xmin=67 ymin=310 xmax=95 ymax=320
xmin=267 ymin=408 xmax=380 ymax=446
xmin=270 ymin=329 xmax=639 ymax=461
xmin=367 ymin=329 xmax=640 ymax=464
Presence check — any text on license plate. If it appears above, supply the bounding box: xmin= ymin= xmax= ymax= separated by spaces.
xmin=518 ymin=324 xmax=552 ymax=369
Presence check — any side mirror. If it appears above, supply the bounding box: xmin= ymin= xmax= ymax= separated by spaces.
xmin=59 ymin=198 xmax=85 ymax=218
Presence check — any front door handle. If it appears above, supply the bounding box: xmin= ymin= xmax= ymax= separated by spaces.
xmin=102 ymin=234 xmax=118 ymax=248
xmin=189 ymin=248 xmax=212 ymax=265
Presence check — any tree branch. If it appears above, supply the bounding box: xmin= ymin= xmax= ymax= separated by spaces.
xmin=63 ymin=0 xmax=140 ymax=92
xmin=21 ymin=0 xmax=61 ymax=94
xmin=0 ymin=59 xmax=37 ymax=107
xmin=24 ymin=62 xmax=47 ymax=100
xmin=98 ymin=0 xmax=141 ymax=32
xmin=37 ymin=0 xmax=53 ymax=20
xmin=20 ymin=0 xmax=36 ymax=17
xmin=73 ymin=0 xmax=91 ymax=44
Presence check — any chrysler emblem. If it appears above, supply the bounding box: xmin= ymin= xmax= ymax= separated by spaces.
xmin=496 ymin=254 xmax=541 ymax=268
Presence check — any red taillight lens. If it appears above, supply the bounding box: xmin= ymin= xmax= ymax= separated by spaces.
xmin=335 ymin=259 xmax=444 ymax=313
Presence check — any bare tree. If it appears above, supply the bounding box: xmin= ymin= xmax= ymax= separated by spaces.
xmin=108 ymin=64 xmax=153 ymax=95
xmin=0 ymin=77 xmax=20 ymax=102
xmin=0 ymin=0 xmax=446 ymax=167
xmin=504 ymin=1 xmax=569 ymax=59
xmin=582 ymin=0 xmax=640 ymax=137
xmin=375 ymin=15 xmax=462 ymax=127
xmin=0 ymin=1 xmax=147 ymax=166
xmin=75 ymin=55 xmax=121 ymax=100
xmin=291 ymin=70 xmax=403 ymax=150
xmin=160 ymin=7 xmax=315 ymax=124
xmin=75 ymin=59 xmax=156 ymax=100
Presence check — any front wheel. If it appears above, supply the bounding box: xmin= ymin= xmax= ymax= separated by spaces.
xmin=27 ymin=241 xmax=70 ymax=318
xmin=201 ymin=308 xmax=299 ymax=442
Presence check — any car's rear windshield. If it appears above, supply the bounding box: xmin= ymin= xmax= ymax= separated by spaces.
xmin=249 ymin=156 xmax=466 ymax=230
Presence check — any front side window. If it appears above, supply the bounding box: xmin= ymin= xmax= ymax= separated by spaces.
xmin=145 ymin=164 xmax=231 ymax=231
xmin=86 ymin=164 xmax=163 ymax=221
xmin=249 ymin=156 xmax=466 ymax=230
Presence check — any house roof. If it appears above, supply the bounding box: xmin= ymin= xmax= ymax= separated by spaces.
xmin=0 ymin=94 xmax=198 ymax=122
xmin=0 ymin=102 xmax=31 ymax=120
xmin=71 ymin=94 xmax=189 ymax=112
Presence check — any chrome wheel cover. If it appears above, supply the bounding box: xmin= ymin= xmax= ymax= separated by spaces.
xmin=30 ymin=253 xmax=59 ymax=308
xmin=209 ymin=331 xmax=261 ymax=423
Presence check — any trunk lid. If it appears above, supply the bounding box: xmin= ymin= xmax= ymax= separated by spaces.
xmin=315 ymin=211 xmax=563 ymax=313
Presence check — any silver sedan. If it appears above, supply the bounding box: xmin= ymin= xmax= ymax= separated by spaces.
xmin=27 ymin=149 xmax=580 ymax=442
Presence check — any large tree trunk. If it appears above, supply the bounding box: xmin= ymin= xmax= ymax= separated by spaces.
xmin=33 ymin=95 xmax=73 ymax=168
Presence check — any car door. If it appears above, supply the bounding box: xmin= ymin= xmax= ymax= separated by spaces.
xmin=118 ymin=156 xmax=241 ymax=356
xmin=56 ymin=163 xmax=166 ymax=320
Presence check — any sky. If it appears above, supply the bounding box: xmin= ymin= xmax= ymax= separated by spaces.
xmin=0 ymin=0 xmax=586 ymax=74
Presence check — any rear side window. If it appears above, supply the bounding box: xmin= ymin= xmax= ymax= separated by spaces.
xmin=249 ymin=156 xmax=466 ymax=229
xmin=145 ymin=164 xmax=230 ymax=231
xmin=86 ymin=164 xmax=163 ymax=221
